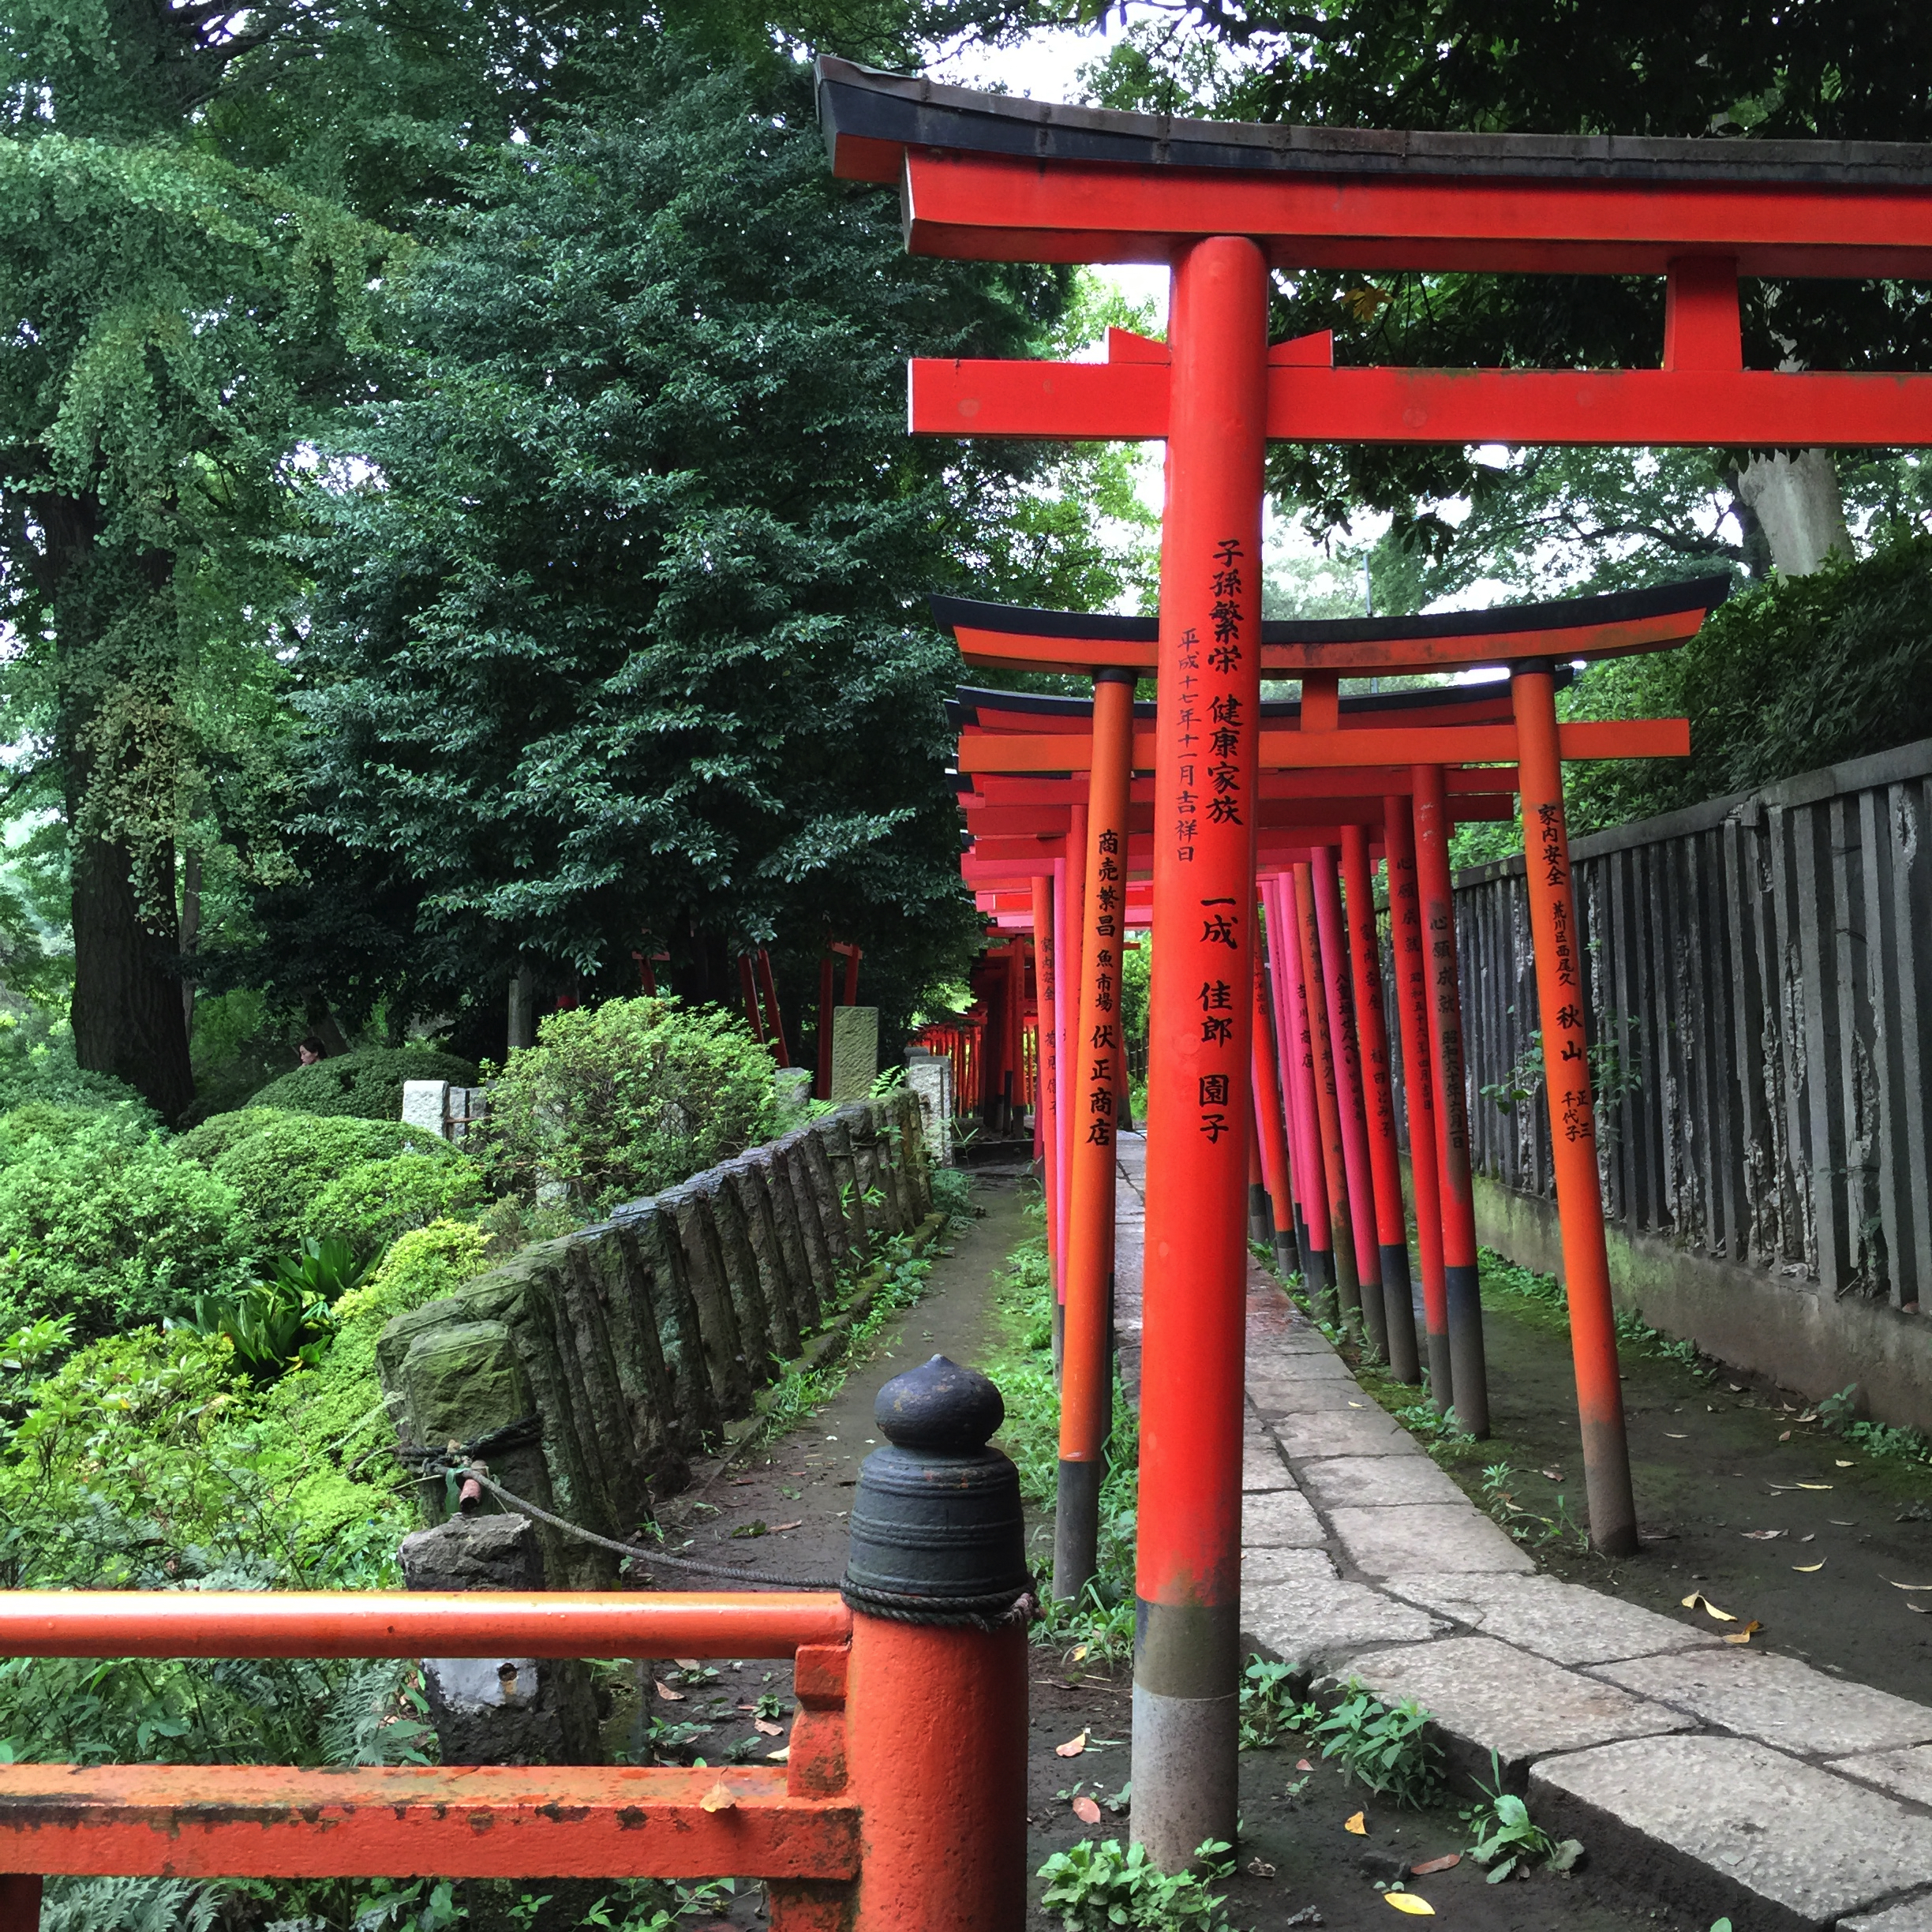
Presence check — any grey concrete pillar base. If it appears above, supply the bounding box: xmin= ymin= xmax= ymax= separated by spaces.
xmin=1054 ymin=1458 xmax=1102 ymax=1601
xmin=1272 ymin=1230 xmax=1299 ymax=1279
xmin=1425 ymin=1327 xmax=1454 ymax=1413
xmin=1129 ymin=1683 xmax=1239 ymax=1871
xmin=1248 ymin=1182 xmax=1272 ymax=1247
xmin=1445 ymin=1261 xmax=1490 ymax=1437
xmin=1380 ymin=1243 xmax=1422 ymax=1384
xmin=1304 ymin=1247 xmax=1337 ymax=1326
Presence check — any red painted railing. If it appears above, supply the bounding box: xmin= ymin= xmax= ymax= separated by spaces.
xmin=0 ymin=1589 xmax=1023 ymax=1932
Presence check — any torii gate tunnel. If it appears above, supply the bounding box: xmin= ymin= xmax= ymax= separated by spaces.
xmin=820 ymin=57 xmax=1932 ymax=1869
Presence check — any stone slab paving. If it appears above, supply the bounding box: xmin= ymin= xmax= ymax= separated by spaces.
xmin=1102 ymin=1140 xmax=1932 ymax=1929
xmin=1530 ymin=1736 xmax=1932 ymax=1930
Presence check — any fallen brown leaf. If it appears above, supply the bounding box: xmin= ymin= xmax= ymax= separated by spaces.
xmin=1836 ymin=1459 xmax=1855 ymax=1468
xmin=1680 ymin=1592 xmax=1737 ymax=1622
xmin=1054 ymin=1731 xmax=1088 ymax=1758
xmin=1740 ymin=1530 xmax=1785 ymax=1541
xmin=674 ymin=1657 xmax=702 ymax=1669
xmin=1073 ymin=1795 xmax=1102 ymax=1825
xmin=1887 ymin=1579 xmax=1932 ymax=1590
xmin=1778 ymin=1431 xmax=1792 ymax=1442
xmin=654 ymin=1680 xmax=686 ymax=1702
xmin=1795 ymin=1481 xmax=1833 ymax=1491
xmin=1295 ymin=1758 xmax=1315 ymax=1773
xmin=1245 ymin=1855 xmax=1276 ymax=1878
xmin=1723 ymin=1619 xmax=1763 ymax=1645
xmin=1410 ymin=1853 xmax=1462 ymax=1875
xmin=1794 ymin=1561 xmax=1825 ymax=1572
xmin=769 ymin=1521 xmax=803 ymax=1533
xmin=1344 ymin=1810 xmax=1368 ymax=1835
xmin=1385 ymin=1897 xmax=1435 ymax=1917
xmin=754 ymin=1717 xmax=784 ymax=1736
xmin=698 ymin=1780 xmax=736 ymax=1813
xmin=1664 ymin=1431 xmax=1688 ymax=1439
xmin=765 ymin=1745 xmax=791 ymax=1761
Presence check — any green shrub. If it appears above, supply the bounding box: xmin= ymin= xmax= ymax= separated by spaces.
xmin=208 ymin=1114 xmax=462 ymax=1252
xmin=301 ymin=1151 xmax=485 ymax=1255
xmin=260 ymin=1221 xmax=494 ymax=1491
xmin=246 ymin=1046 xmax=480 ymax=1121
xmin=0 ymin=1122 xmax=246 ymax=1339
xmin=0 ymin=1042 xmax=153 ymax=1122
xmin=0 ymin=1099 xmax=148 ymax=1165
xmin=174 ymin=1106 xmax=292 ymax=1168
xmin=474 ymin=995 xmax=777 ymax=1214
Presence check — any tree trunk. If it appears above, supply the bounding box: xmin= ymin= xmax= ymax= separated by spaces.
xmin=302 ymin=989 xmax=352 ymax=1057
xmin=1733 ymin=451 xmax=1852 ymax=575
xmin=69 ymin=834 xmax=195 ymax=1124
xmin=507 ymin=960 xmax=537 ymax=1052
xmin=179 ymin=847 xmax=201 ymax=1036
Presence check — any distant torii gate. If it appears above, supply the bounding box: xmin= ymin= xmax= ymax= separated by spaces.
xmin=819 ymin=57 xmax=1932 ymax=1863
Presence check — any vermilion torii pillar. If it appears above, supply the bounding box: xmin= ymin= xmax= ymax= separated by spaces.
xmin=1058 ymin=669 xmax=1136 ymax=1599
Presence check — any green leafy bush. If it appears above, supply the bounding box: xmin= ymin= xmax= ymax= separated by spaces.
xmin=246 ymin=1045 xmax=480 ymax=1121
xmin=301 ymin=1151 xmax=485 ymax=1255
xmin=0 ymin=1099 xmax=148 ymax=1164
xmin=1303 ymin=1679 xmax=1444 ymax=1807
xmin=1038 ymin=1837 xmax=1237 ymax=1932
xmin=0 ymin=1042 xmax=153 ymax=1123
xmin=204 ymin=1113 xmax=464 ymax=1252
xmin=474 ymin=996 xmax=778 ymax=1214
xmin=174 ymin=1106 xmax=290 ymax=1167
xmin=0 ymin=1119 xmax=246 ymax=1339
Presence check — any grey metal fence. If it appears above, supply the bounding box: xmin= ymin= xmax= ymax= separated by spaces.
xmin=1436 ymin=736 xmax=1932 ymax=1312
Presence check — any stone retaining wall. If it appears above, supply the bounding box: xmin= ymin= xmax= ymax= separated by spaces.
xmin=374 ymin=1094 xmax=933 ymax=1586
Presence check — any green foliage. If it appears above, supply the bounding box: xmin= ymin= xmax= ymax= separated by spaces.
xmin=928 ymin=1163 xmax=978 ymax=1222
xmin=1304 ymin=1679 xmax=1443 ymax=1807
xmin=39 ymin=1877 xmax=221 ymax=1932
xmin=188 ymin=1276 xmax=339 ymax=1382
xmin=303 ymin=1151 xmax=485 ymax=1256
xmin=0 ymin=1045 xmax=153 ymax=1125
xmin=248 ymin=1046 xmax=481 ymax=1121
xmin=984 ymin=1222 xmax=1140 ymax=1623
xmin=474 ymin=996 xmax=777 ymax=1215
xmin=174 ymin=1107 xmax=292 ymax=1167
xmin=1038 ymin=1837 xmax=1237 ymax=1932
xmin=205 ymin=1111 xmax=462 ymax=1252
xmin=1818 ymin=1383 xmax=1932 ymax=1469
xmin=0 ymin=1118 xmax=245 ymax=1339
xmin=1237 ymin=1655 xmax=1301 ymax=1750
xmin=1462 ymin=1753 xmax=1583 ymax=1881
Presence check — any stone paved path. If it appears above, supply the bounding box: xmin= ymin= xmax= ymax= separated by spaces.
xmin=1111 ymin=1133 xmax=1932 ymax=1932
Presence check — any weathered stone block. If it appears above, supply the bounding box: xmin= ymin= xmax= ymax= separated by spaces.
xmin=1245 ymin=1378 xmax=1375 ymax=1415
xmin=657 ymin=1180 xmax=751 ymax=1413
xmin=1297 ymin=1455 xmax=1470 ymax=1511
xmin=1271 ymin=1406 xmax=1413 ymax=1460
xmin=829 ymin=1005 xmax=878 ymax=1102
xmin=1841 ymin=1896 xmax=1932 ymax=1932
xmin=608 ymin=1201 xmax=720 ymax=1445
xmin=820 ymin=1112 xmax=871 ymax=1260
xmin=1531 ymin=1735 xmax=1932 ymax=1931
xmin=1241 ymin=1489 xmax=1327 ymax=1547
xmin=1328 ymin=1504 xmax=1534 ymax=1578
xmin=1245 ymin=1576 xmax=1448 ymax=1676
xmin=697 ymin=1171 xmax=777 ymax=1379
xmin=1241 ymin=1432 xmax=1296 ymax=1492
xmin=905 ymin=1050 xmax=953 ymax=1165
xmin=722 ymin=1156 xmax=801 ymax=1359
xmin=1594 ymin=1649 xmax=1932 ymax=1758
xmin=1379 ymin=1572 xmax=1719 ymax=1667
xmin=1242 ymin=1547 xmax=1338 ymax=1586
xmin=1831 ymin=1742 xmax=1932 ymax=1809
xmin=1333 ymin=1636 xmax=1693 ymax=1788
xmin=767 ymin=1135 xmax=832 ymax=1324
xmin=400 ymin=1079 xmax=450 ymax=1138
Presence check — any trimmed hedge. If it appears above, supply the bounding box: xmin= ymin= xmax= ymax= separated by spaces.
xmin=246 ymin=1046 xmax=480 ymax=1123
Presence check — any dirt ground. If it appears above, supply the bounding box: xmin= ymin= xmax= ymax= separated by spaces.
xmin=1392 ymin=1276 xmax=1932 ymax=1703
xmin=622 ymin=1185 xmax=1746 ymax=1930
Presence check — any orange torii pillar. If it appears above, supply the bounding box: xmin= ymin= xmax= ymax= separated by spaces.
xmin=1260 ymin=878 xmax=1306 ymax=1267
xmin=1293 ymin=861 xmax=1365 ymax=1341
xmin=1514 ymin=664 xmax=1639 ymax=1555
xmin=1056 ymin=670 xmax=1135 ymax=1599
xmin=1032 ymin=871 xmax=1061 ymax=1314
xmin=1385 ymin=797 xmax=1454 ymax=1408
xmin=1250 ymin=938 xmax=1298 ymax=1278
xmin=1312 ymin=846 xmax=1390 ymax=1365
xmin=1053 ymin=849 xmax=1073 ymax=1318
xmin=1413 ymin=764 xmax=1490 ymax=1437
xmin=1341 ymin=825 xmax=1423 ymax=1384
xmin=1271 ymin=873 xmax=1320 ymax=1280
xmin=1133 ymin=238 xmax=1266 ymax=1865
xmin=1278 ymin=871 xmax=1338 ymax=1320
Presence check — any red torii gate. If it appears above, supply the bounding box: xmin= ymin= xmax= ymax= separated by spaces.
xmin=818 ymin=58 xmax=1932 ymax=1862
xmin=943 ymin=588 xmax=1709 ymax=1598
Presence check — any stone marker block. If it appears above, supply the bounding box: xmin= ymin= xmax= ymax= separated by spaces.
xmin=1842 ymin=1896 xmax=1932 ymax=1932
xmin=1380 ymin=1572 xmax=1719 ymax=1667
xmin=1272 ymin=1406 xmax=1413 ymax=1461
xmin=1328 ymin=1504 xmax=1533 ymax=1579
xmin=829 ymin=1005 xmax=879 ymax=1103
xmin=1335 ymin=1636 xmax=1694 ymax=1788
xmin=399 ymin=1515 xmax=601 ymax=1768
xmin=401 ymin=1078 xmax=451 ymax=1138
xmin=1531 ymin=1735 xmax=1932 ymax=1931
xmin=1241 ymin=1489 xmax=1327 ymax=1548
xmin=1245 ymin=1576 xmax=1447 ymax=1676
xmin=904 ymin=1050 xmax=954 ymax=1164
xmin=1595 ymin=1649 xmax=1932 ymax=1758
xmin=1298 ymin=1456 xmax=1470 ymax=1511
xmin=773 ymin=1065 xmax=813 ymax=1127
xmin=1832 ymin=1743 xmax=1932 ymax=1809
